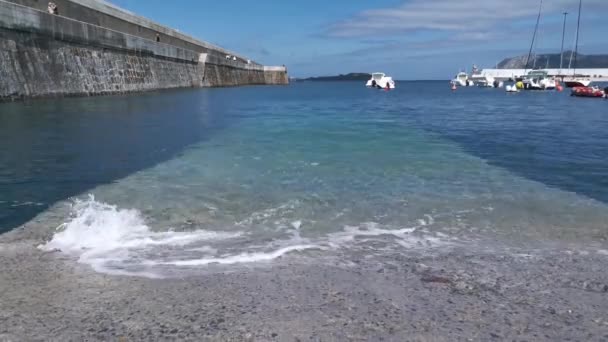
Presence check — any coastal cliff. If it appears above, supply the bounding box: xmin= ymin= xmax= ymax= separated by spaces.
xmin=0 ymin=0 xmax=288 ymax=101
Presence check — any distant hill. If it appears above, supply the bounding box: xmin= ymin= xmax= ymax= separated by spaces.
xmin=299 ymin=73 xmax=371 ymax=81
xmin=497 ymin=52 xmax=608 ymax=69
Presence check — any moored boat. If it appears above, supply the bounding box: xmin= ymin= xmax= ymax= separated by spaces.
xmin=476 ymin=75 xmax=504 ymax=88
xmin=366 ymin=72 xmax=396 ymax=89
xmin=451 ymin=72 xmax=474 ymax=87
xmin=522 ymin=70 xmax=556 ymax=90
xmin=505 ymin=84 xmax=520 ymax=93
xmin=564 ymin=77 xmax=592 ymax=88
xmin=571 ymin=86 xmax=605 ymax=98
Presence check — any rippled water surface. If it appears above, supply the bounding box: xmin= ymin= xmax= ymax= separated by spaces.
xmin=2 ymin=82 xmax=608 ymax=277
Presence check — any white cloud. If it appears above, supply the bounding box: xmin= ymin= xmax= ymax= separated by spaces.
xmin=328 ymin=0 xmax=608 ymax=38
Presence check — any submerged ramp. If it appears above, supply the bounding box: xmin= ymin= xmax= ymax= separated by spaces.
xmin=0 ymin=0 xmax=288 ymax=101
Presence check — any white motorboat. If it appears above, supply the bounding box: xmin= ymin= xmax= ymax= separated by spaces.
xmin=452 ymin=72 xmax=474 ymax=87
xmin=522 ymin=70 xmax=556 ymax=90
xmin=469 ymin=66 xmax=485 ymax=85
xmin=366 ymin=73 xmax=396 ymax=89
xmin=476 ymin=76 xmax=504 ymax=88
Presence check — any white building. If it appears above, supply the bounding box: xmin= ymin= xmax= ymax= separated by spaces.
xmin=477 ymin=68 xmax=608 ymax=81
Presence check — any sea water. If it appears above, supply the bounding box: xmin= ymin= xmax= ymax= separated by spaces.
xmin=1 ymin=82 xmax=608 ymax=277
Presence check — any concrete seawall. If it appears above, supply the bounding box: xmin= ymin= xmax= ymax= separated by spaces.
xmin=0 ymin=0 xmax=288 ymax=101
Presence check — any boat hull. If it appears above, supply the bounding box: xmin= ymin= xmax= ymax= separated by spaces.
xmin=366 ymin=72 xmax=396 ymax=89
xmin=522 ymin=79 xmax=556 ymax=91
xmin=366 ymin=80 xmax=396 ymax=89
xmin=505 ymin=85 xmax=519 ymax=93
xmin=565 ymin=80 xmax=591 ymax=88
xmin=366 ymin=81 xmax=395 ymax=89
xmin=571 ymin=87 xmax=605 ymax=98
xmin=523 ymin=83 xmax=545 ymax=91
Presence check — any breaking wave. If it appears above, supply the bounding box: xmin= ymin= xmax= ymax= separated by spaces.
xmin=39 ymin=196 xmax=450 ymax=278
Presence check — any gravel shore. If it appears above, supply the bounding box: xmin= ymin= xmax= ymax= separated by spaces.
xmin=2 ymin=219 xmax=608 ymax=341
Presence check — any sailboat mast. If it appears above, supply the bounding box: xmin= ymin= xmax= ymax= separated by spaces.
xmin=559 ymin=12 xmax=568 ymax=74
xmin=568 ymin=37 xmax=575 ymax=69
xmin=573 ymin=0 xmax=582 ymax=75
xmin=524 ymin=0 xmax=543 ymax=73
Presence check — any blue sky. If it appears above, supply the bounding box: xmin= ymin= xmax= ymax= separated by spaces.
xmin=110 ymin=0 xmax=608 ymax=79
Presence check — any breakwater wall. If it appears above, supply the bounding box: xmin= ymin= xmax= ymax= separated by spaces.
xmin=0 ymin=0 xmax=288 ymax=101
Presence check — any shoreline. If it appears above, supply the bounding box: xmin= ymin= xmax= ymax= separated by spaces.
xmin=2 ymin=218 xmax=608 ymax=341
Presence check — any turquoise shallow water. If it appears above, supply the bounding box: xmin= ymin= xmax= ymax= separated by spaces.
xmin=2 ymin=82 xmax=608 ymax=276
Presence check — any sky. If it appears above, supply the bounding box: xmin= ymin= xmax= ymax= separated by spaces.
xmin=110 ymin=0 xmax=608 ymax=79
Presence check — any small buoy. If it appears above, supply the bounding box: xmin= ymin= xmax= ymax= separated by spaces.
xmin=451 ymin=83 xmax=457 ymax=91
xmin=556 ymin=85 xmax=563 ymax=92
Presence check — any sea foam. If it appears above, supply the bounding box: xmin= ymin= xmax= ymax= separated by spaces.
xmin=39 ymin=196 xmax=450 ymax=278
xmin=39 ymin=196 xmax=243 ymax=276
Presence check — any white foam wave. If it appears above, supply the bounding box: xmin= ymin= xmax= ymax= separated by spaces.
xmin=39 ymin=197 xmax=451 ymax=278
xmin=153 ymin=245 xmax=319 ymax=267
xmin=39 ymin=196 xmax=242 ymax=275
xmin=325 ymin=222 xmax=439 ymax=249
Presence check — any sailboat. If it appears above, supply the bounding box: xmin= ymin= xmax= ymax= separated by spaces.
xmin=521 ymin=0 xmax=557 ymax=91
xmin=564 ymin=0 xmax=592 ymax=88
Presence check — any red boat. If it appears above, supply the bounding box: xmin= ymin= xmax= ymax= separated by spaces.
xmin=571 ymin=86 xmax=605 ymax=98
